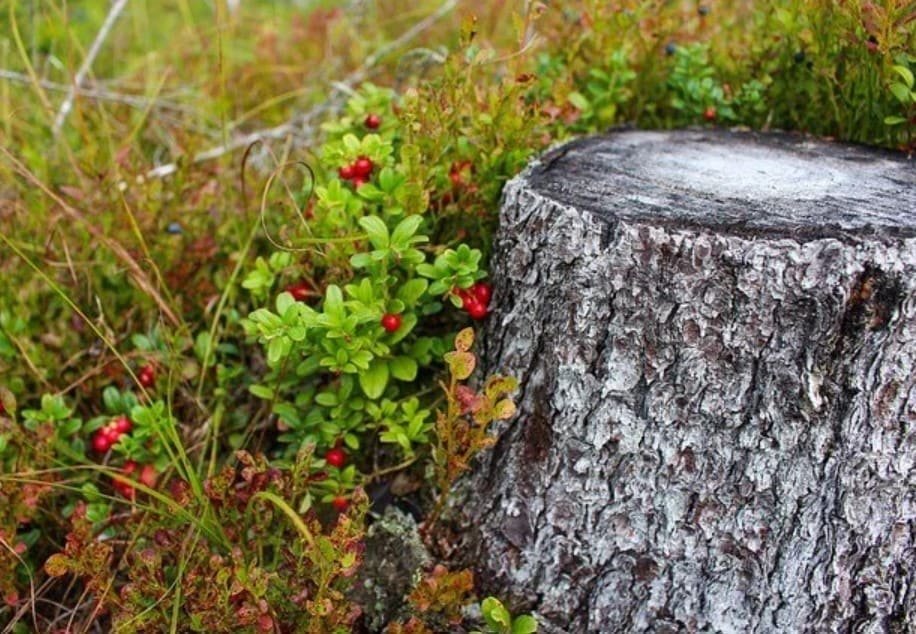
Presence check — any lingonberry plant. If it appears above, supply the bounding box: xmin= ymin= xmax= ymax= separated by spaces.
xmin=241 ymin=86 xmax=492 ymax=484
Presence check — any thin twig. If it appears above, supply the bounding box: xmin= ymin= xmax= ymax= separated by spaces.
xmin=52 ymin=0 xmax=128 ymax=135
xmin=0 ymin=68 xmax=194 ymax=113
xmin=145 ymin=0 xmax=458 ymax=179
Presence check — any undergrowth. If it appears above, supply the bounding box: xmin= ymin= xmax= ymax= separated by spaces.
xmin=0 ymin=0 xmax=913 ymax=631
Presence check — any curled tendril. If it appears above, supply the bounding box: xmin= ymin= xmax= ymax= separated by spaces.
xmin=252 ymin=155 xmax=366 ymax=253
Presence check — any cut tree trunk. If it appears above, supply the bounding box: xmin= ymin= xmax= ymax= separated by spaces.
xmin=461 ymin=130 xmax=916 ymax=633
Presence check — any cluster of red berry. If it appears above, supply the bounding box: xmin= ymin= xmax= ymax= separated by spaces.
xmin=113 ymin=460 xmax=157 ymax=499
xmin=338 ymin=156 xmax=375 ymax=188
xmin=92 ymin=415 xmax=132 ymax=453
xmin=324 ymin=445 xmax=350 ymax=512
xmin=454 ymin=281 xmax=493 ymax=320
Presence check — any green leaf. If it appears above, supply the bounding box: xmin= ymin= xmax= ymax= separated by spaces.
xmin=389 ymin=356 xmax=418 ymax=381
xmin=397 ymin=279 xmax=429 ymax=306
xmin=350 ymin=252 xmax=372 ymax=268
xmin=512 ymin=615 xmax=538 ymax=634
xmin=58 ymin=418 xmax=81 ymax=436
xmin=267 ymin=337 xmax=291 ymax=366
xmin=324 ymin=285 xmax=345 ymax=320
xmin=884 ymin=115 xmax=908 ymax=125
xmin=358 ymin=215 xmax=389 ymax=249
xmin=343 ymin=133 xmax=360 ymax=152
xmin=391 ymin=214 xmax=423 ymax=247
xmin=359 ymin=358 xmax=389 ymax=399
xmin=890 ymin=82 xmax=912 ymax=105
xmin=892 ymin=65 xmax=915 ymax=89
xmin=568 ymin=91 xmax=590 ymax=111
xmin=102 ymin=386 xmax=121 ymax=413
xmin=276 ymin=291 xmax=295 ymax=315
xmin=482 ymin=597 xmax=512 ymax=630
xmin=249 ymin=384 xmax=275 ymax=400
xmin=315 ymin=392 xmax=338 ymax=407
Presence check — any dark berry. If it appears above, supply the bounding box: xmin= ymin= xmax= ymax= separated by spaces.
xmin=331 ymin=496 xmax=349 ymax=512
xmin=353 ymin=156 xmax=373 ymax=178
xmin=165 ymin=222 xmax=183 ymax=235
xmin=325 ymin=448 xmax=347 ymax=468
xmin=364 ymin=113 xmax=381 ymax=129
xmin=793 ymin=51 xmax=806 ymax=64
xmin=380 ymin=313 xmax=402 ymax=333
xmin=698 ymin=5 xmax=710 ymax=16
xmin=665 ymin=42 xmax=677 ymax=56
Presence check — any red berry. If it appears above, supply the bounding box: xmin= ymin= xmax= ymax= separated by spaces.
xmin=380 ymin=313 xmax=402 ymax=333
xmin=703 ymin=106 xmax=717 ymax=121
xmin=92 ymin=432 xmax=112 ymax=453
xmin=471 ymin=281 xmax=492 ymax=306
xmin=0 ymin=400 xmax=5 ymax=416
xmin=114 ymin=481 xmax=134 ymax=499
xmin=123 ymin=460 xmax=138 ymax=475
xmin=139 ymin=464 xmax=157 ymax=489
xmin=353 ymin=156 xmax=373 ymax=178
xmin=285 ymin=282 xmax=311 ymax=302
xmin=331 ymin=496 xmax=349 ymax=512
xmin=338 ymin=164 xmax=355 ymax=180
xmin=112 ymin=416 xmax=132 ymax=434
xmin=465 ymin=300 xmax=488 ymax=320
xmin=325 ymin=448 xmax=347 ymax=468
xmin=364 ymin=113 xmax=381 ymax=129
xmin=138 ymin=365 xmax=155 ymax=388
xmin=352 ymin=176 xmax=368 ymax=188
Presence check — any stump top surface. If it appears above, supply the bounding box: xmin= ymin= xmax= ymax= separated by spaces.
xmin=527 ymin=130 xmax=916 ymax=240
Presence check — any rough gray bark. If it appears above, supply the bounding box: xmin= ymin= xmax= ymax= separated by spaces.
xmin=462 ymin=130 xmax=916 ymax=633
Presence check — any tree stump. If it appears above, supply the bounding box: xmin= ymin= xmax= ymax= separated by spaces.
xmin=463 ymin=130 xmax=916 ymax=633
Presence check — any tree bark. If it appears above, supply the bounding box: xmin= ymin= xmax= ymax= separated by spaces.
xmin=462 ymin=130 xmax=916 ymax=633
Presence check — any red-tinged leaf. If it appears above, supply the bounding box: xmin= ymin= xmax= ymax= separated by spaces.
xmin=493 ymin=398 xmax=517 ymax=420
xmin=444 ymin=351 xmax=476 ymax=380
xmin=44 ymin=553 xmax=72 ymax=577
xmin=454 ymin=327 xmax=474 ymax=352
